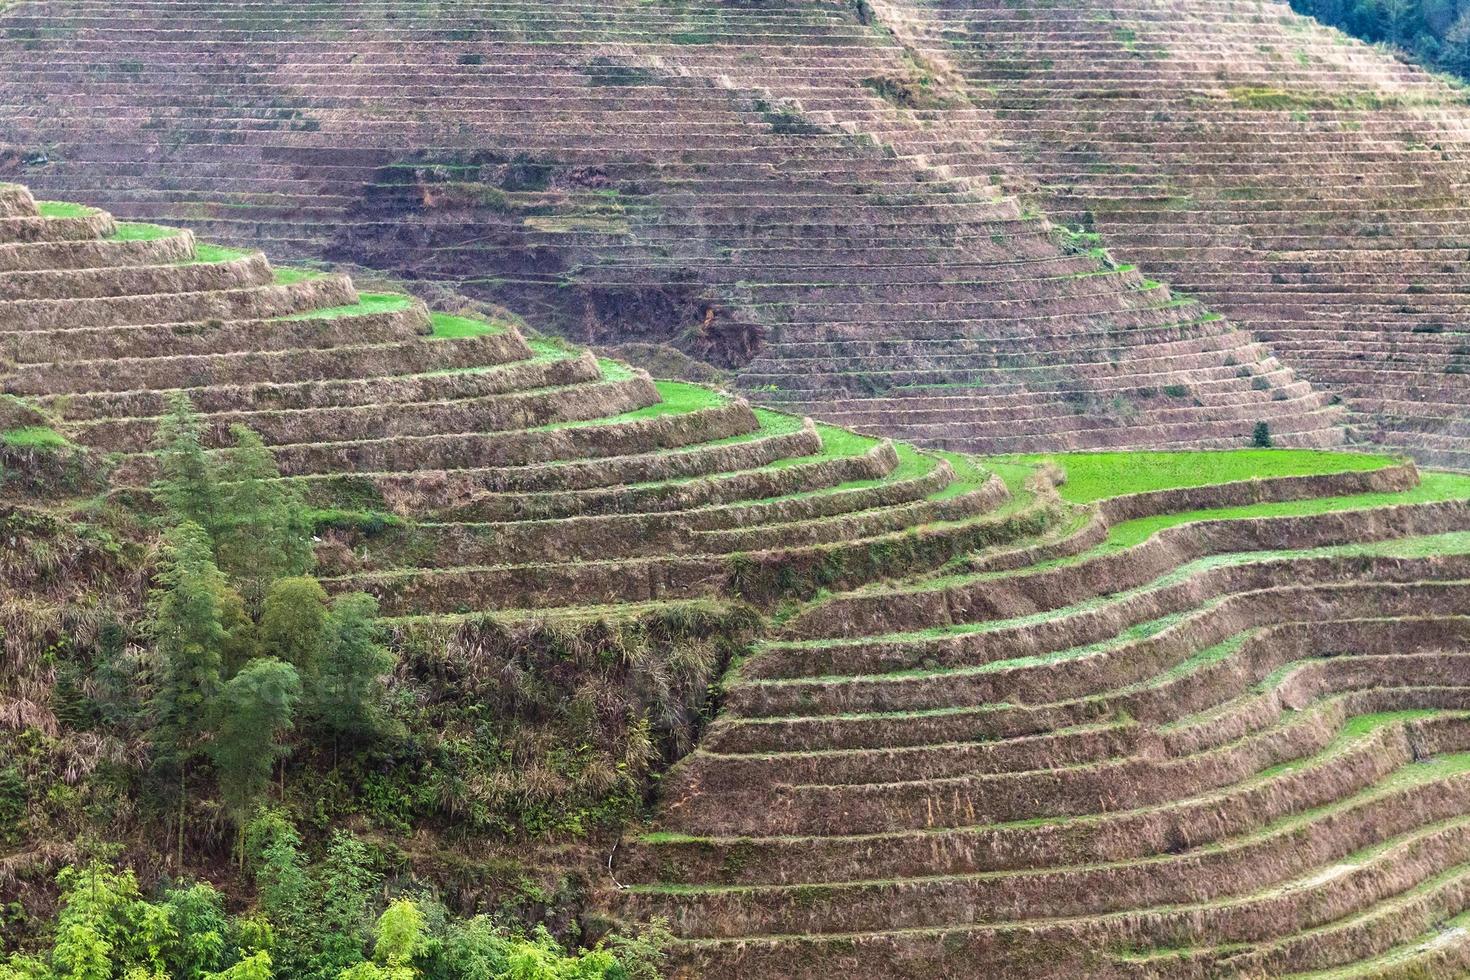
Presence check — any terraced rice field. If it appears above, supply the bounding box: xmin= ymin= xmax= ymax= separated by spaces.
xmin=0 ymin=0 xmax=1349 ymax=457
xmin=611 ymin=449 xmax=1470 ymax=978
xmin=882 ymin=0 xmax=1470 ymax=469
xmin=5 ymin=183 xmax=1470 ymax=974
xmin=0 ymin=181 xmax=1029 ymax=620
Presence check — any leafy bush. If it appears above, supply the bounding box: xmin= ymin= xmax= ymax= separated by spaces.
xmin=0 ymin=833 xmax=669 ymax=980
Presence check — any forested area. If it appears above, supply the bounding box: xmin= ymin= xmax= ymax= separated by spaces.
xmin=1290 ymin=0 xmax=1470 ymax=78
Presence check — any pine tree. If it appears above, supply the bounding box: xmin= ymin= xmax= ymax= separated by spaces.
xmin=1252 ymin=420 xmax=1273 ymax=448
xmin=209 ymin=658 xmax=301 ymax=828
xmin=317 ymin=592 xmax=395 ymax=746
xmin=214 ymin=424 xmax=313 ymax=602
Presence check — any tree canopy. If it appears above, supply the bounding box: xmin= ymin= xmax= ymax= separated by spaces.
xmin=1292 ymin=0 xmax=1470 ymax=79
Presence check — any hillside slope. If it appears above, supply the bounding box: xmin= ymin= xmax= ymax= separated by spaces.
xmin=0 ymin=181 xmax=1011 ymax=621
xmin=881 ymin=0 xmax=1470 ymax=468
xmin=618 ymin=452 xmax=1470 ymax=978
xmin=4 ymin=187 xmax=1470 ymax=975
xmin=0 ymin=182 xmax=1045 ymax=946
xmin=0 ymin=0 xmax=1347 ymax=455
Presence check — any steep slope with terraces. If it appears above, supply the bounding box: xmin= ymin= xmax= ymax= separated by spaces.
xmin=0 ymin=180 xmax=1020 ymax=619
xmin=871 ymin=0 xmax=1470 ymax=469
xmin=0 ymin=0 xmax=1347 ymax=455
xmin=0 ymin=181 xmax=1064 ymax=954
xmin=5 ymin=189 xmax=1470 ymax=974
xmin=614 ymin=450 xmax=1470 ymax=978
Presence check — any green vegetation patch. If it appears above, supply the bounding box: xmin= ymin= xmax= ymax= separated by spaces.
xmin=1226 ymin=86 xmax=1414 ymax=111
xmin=551 ymin=379 xmax=724 ymax=430
xmin=621 ymin=378 xmax=721 ymax=416
xmin=931 ymin=451 xmax=991 ymax=500
xmin=280 ymin=292 xmax=416 ymax=321
xmin=184 ymin=243 xmax=251 ymax=264
xmin=109 ymin=221 xmax=180 ymax=241
xmin=272 ymin=266 xmax=327 ymax=285
xmin=1003 ymin=449 xmax=1399 ymax=503
xmin=596 ymin=358 xmax=638 ymax=382
xmin=743 ymin=443 xmax=936 ymax=511
xmin=766 ymin=423 xmax=877 ymax=469
xmin=428 ymin=310 xmax=508 ymax=338
xmin=783 ymin=529 xmax=1470 ymax=650
xmin=997 ymin=472 xmax=1470 ymax=580
xmin=1 ymin=425 xmax=71 ymax=449
xmin=1100 ymin=472 xmax=1470 ymax=550
xmin=34 ymin=200 xmax=93 ymax=218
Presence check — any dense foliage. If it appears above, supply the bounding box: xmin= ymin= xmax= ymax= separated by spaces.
xmin=2 ymin=399 xmax=743 ymax=971
xmin=1291 ymin=0 xmax=1470 ymax=80
xmin=0 ymin=811 xmax=668 ymax=979
xmin=145 ymin=400 xmax=398 ymax=860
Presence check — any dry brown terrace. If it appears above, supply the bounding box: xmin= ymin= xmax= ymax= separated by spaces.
xmin=0 ymin=181 xmax=1034 ymax=619
xmin=0 ymin=0 xmax=1347 ymax=456
xmin=614 ymin=456 xmax=1470 ymax=978
xmin=882 ymin=0 xmax=1470 ymax=468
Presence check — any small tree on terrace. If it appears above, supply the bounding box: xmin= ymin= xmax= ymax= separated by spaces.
xmin=214 ymin=424 xmax=313 ymax=603
xmin=155 ymin=393 xmax=219 ymax=534
xmin=1252 ymin=420 xmax=1273 ymax=448
xmin=257 ymin=577 xmax=330 ymax=687
xmin=154 ymin=401 xmax=313 ymax=605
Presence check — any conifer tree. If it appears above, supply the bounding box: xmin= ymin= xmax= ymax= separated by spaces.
xmin=149 ymin=522 xmax=230 ymax=769
xmin=29 ymin=861 xmax=176 ymax=980
xmin=155 ymin=393 xmax=218 ymax=534
xmin=154 ymin=404 xmax=313 ymax=606
xmin=149 ymin=521 xmax=236 ymax=866
xmin=371 ymin=900 xmax=427 ymax=975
